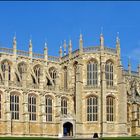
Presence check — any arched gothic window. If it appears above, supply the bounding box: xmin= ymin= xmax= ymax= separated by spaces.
xmin=28 ymin=95 xmax=36 ymax=121
xmin=64 ymin=66 xmax=67 ymax=90
xmin=106 ymin=96 xmax=115 ymax=121
xmin=1 ymin=60 xmax=11 ymax=81
xmin=87 ymin=96 xmax=98 ymax=121
xmin=10 ymin=94 xmax=19 ymax=120
xmin=61 ymin=98 xmax=67 ymax=115
xmin=0 ymin=94 xmax=1 ymax=119
xmin=49 ymin=67 xmax=57 ymax=85
xmin=105 ymin=61 xmax=113 ymax=86
xmin=87 ymin=60 xmax=98 ymax=86
xmin=45 ymin=96 xmax=52 ymax=121
xmin=34 ymin=65 xmax=41 ymax=84
xmin=18 ymin=62 xmax=27 ymax=80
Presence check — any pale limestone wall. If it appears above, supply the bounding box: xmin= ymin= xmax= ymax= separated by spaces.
xmin=0 ymin=40 xmax=140 ymax=138
xmin=0 ymin=122 xmax=6 ymax=134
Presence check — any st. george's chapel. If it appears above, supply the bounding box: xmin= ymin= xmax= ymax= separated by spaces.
xmin=0 ymin=33 xmax=140 ymax=138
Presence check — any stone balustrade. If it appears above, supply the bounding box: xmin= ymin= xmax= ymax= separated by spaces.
xmin=17 ymin=50 xmax=29 ymax=56
xmin=0 ymin=46 xmax=117 ymax=63
xmin=48 ymin=55 xmax=60 ymax=62
xmin=104 ymin=47 xmax=117 ymax=54
xmin=123 ymin=69 xmax=139 ymax=77
xmin=33 ymin=53 xmax=44 ymax=59
xmin=0 ymin=47 xmax=13 ymax=54
xmin=83 ymin=46 xmax=100 ymax=53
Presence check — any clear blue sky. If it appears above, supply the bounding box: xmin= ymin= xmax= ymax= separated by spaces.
xmin=0 ymin=1 xmax=140 ymax=70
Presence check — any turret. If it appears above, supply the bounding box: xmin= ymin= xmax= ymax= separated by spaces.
xmin=68 ymin=39 xmax=72 ymax=58
xmin=79 ymin=34 xmax=83 ymax=55
xmin=128 ymin=57 xmax=131 ymax=75
xmin=100 ymin=33 xmax=104 ymax=50
xmin=44 ymin=42 xmax=48 ymax=61
xmin=13 ymin=36 xmax=17 ymax=59
xmin=29 ymin=39 xmax=32 ymax=58
xmin=63 ymin=40 xmax=66 ymax=56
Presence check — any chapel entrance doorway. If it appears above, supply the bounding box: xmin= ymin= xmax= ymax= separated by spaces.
xmin=63 ymin=122 xmax=73 ymax=136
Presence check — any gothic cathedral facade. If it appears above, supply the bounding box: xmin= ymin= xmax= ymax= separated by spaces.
xmin=0 ymin=34 xmax=140 ymax=138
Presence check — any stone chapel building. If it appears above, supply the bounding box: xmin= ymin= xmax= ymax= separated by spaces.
xmin=0 ymin=33 xmax=140 ymax=138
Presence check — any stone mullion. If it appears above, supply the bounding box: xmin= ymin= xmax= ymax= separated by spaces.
xmin=116 ymin=63 xmax=127 ymax=136
xmin=75 ymin=58 xmax=83 ymax=137
xmin=39 ymin=94 xmax=45 ymax=136
xmin=132 ymin=103 xmax=137 ymax=135
xmin=100 ymin=59 xmax=107 ymax=137
xmin=55 ymin=95 xmax=62 ymax=136
xmin=4 ymin=90 xmax=11 ymax=135
xmin=22 ymin=92 xmax=29 ymax=135
xmin=67 ymin=65 xmax=72 ymax=91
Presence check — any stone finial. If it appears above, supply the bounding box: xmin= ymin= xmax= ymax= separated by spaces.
xmin=63 ymin=40 xmax=66 ymax=56
xmin=128 ymin=57 xmax=131 ymax=75
xmin=59 ymin=46 xmax=62 ymax=58
xmin=44 ymin=42 xmax=47 ymax=49
xmin=13 ymin=36 xmax=16 ymax=47
xmin=100 ymin=33 xmax=104 ymax=49
xmin=13 ymin=36 xmax=17 ymax=59
xmin=29 ymin=39 xmax=32 ymax=48
xmin=79 ymin=33 xmax=83 ymax=54
xmin=68 ymin=39 xmax=72 ymax=54
xmin=116 ymin=32 xmax=121 ymax=57
xmin=116 ymin=32 xmax=120 ymax=44
xmin=44 ymin=42 xmax=48 ymax=52
xmin=80 ymin=33 xmax=82 ymax=41
xmin=44 ymin=42 xmax=48 ymax=60
xmin=29 ymin=39 xmax=32 ymax=58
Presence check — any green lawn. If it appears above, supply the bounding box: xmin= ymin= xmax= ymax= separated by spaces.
xmin=101 ymin=137 xmax=140 ymax=140
xmin=0 ymin=137 xmax=68 ymax=140
xmin=0 ymin=137 xmax=140 ymax=140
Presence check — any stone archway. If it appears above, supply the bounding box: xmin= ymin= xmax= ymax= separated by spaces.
xmin=63 ymin=122 xmax=73 ymax=137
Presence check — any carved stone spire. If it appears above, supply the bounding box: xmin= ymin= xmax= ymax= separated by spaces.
xmin=63 ymin=40 xmax=66 ymax=56
xmin=29 ymin=39 xmax=32 ymax=58
xmin=100 ymin=33 xmax=104 ymax=50
xmin=68 ymin=39 xmax=72 ymax=58
xmin=44 ymin=42 xmax=48 ymax=61
xmin=116 ymin=32 xmax=121 ymax=65
xmin=128 ymin=57 xmax=131 ymax=75
xmin=13 ymin=36 xmax=17 ymax=48
xmin=59 ymin=46 xmax=62 ymax=58
xmin=13 ymin=35 xmax=17 ymax=59
xmin=79 ymin=33 xmax=83 ymax=55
